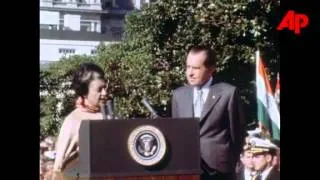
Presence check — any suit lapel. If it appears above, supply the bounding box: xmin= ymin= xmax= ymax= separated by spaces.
xmin=184 ymin=86 xmax=194 ymax=118
xmin=265 ymin=168 xmax=279 ymax=180
xmin=200 ymin=83 xmax=222 ymax=121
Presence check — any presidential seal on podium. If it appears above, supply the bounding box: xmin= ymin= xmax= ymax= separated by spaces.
xmin=127 ymin=125 xmax=167 ymax=166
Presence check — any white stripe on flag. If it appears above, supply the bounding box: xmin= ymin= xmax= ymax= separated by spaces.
xmin=257 ymin=75 xmax=280 ymax=129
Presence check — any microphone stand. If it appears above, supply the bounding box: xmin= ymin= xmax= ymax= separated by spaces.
xmin=141 ymin=97 xmax=160 ymax=119
xmin=100 ymin=103 xmax=107 ymax=120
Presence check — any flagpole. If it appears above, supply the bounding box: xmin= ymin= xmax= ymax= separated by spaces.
xmin=255 ymin=49 xmax=263 ymax=135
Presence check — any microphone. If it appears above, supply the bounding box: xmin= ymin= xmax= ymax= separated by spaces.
xmin=141 ymin=97 xmax=159 ymax=119
xmin=106 ymin=99 xmax=114 ymax=119
xmin=100 ymin=103 xmax=107 ymax=120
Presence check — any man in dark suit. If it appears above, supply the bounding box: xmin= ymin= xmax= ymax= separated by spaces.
xmin=171 ymin=45 xmax=245 ymax=180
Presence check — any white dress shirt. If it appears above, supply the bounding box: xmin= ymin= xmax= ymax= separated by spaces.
xmin=244 ymin=168 xmax=253 ymax=180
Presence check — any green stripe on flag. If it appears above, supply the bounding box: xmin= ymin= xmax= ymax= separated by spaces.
xmin=257 ymin=99 xmax=280 ymax=140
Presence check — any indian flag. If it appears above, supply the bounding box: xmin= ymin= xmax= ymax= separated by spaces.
xmin=256 ymin=50 xmax=280 ymax=140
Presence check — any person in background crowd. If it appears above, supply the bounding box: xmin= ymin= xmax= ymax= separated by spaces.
xmin=236 ymin=144 xmax=255 ymax=180
xmin=249 ymin=137 xmax=280 ymax=180
xmin=270 ymin=139 xmax=280 ymax=171
xmin=44 ymin=160 xmax=54 ymax=180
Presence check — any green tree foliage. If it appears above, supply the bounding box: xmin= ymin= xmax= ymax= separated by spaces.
xmin=40 ymin=0 xmax=280 ymax=136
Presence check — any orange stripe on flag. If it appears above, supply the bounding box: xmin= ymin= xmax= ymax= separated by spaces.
xmin=276 ymin=73 xmax=280 ymax=93
xmin=258 ymin=57 xmax=273 ymax=95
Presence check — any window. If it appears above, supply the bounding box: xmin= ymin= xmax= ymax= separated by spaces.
xmin=111 ymin=27 xmax=123 ymax=37
xmin=48 ymin=25 xmax=58 ymax=30
xmin=40 ymin=24 xmax=49 ymax=29
xmin=53 ymin=0 xmax=63 ymax=5
xmin=112 ymin=32 xmax=122 ymax=38
xmin=79 ymin=20 xmax=100 ymax=32
xmin=77 ymin=0 xmax=89 ymax=5
xmin=59 ymin=48 xmax=75 ymax=54
xmin=80 ymin=21 xmax=91 ymax=32
xmin=102 ymin=0 xmax=113 ymax=9
xmin=40 ymin=24 xmax=58 ymax=30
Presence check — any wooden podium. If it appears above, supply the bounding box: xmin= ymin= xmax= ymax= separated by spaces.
xmin=63 ymin=118 xmax=201 ymax=180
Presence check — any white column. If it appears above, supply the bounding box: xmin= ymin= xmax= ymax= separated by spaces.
xmin=135 ymin=0 xmax=141 ymax=9
xmin=91 ymin=22 xmax=95 ymax=32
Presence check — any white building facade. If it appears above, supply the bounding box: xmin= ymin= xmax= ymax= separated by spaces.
xmin=40 ymin=39 xmax=114 ymax=62
xmin=40 ymin=0 xmax=145 ymax=64
xmin=40 ymin=0 xmax=158 ymax=64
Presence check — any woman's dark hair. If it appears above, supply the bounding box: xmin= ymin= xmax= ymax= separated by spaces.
xmin=71 ymin=62 xmax=105 ymax=97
